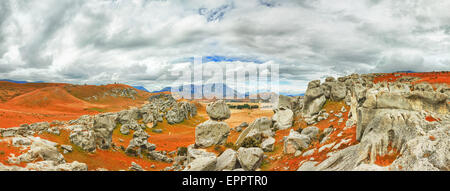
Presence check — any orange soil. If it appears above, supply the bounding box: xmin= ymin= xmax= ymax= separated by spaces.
xmin=374 ymin=146 xmax=400 ymax=167
xmin=26 ymin=102 xmax=271 ymax=171
xmin=0 ymin=82 xmax=153 ymax=128
xmin=429 ymin=136 xmax=436 ymax=141
xmin=0 ymin=139 xmax=30 ymax=167
xmin=263 ymin=100 xmax=358 ymax=171
xmin=225 ymin=107 xmax=274 ymax=144
xmin=425 ymin=116 xmax=440 ymax=122
xmin=0 ymin=81 xmax=66 ymax=102
xmin=373 ymin=71 xmax=450 ymax=85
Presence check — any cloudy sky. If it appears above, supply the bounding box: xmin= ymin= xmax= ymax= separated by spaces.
xmin=0 ymin=0 xmax=449 ymax=94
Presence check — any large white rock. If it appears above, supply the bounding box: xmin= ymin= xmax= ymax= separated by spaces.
xmin=272 ymin=108 xmax=294 ymax=130
xmin=187 ymin=145 xmax=216 ymax=164
xmin=237 ymin=147 xmax=264 ymax=171
xmin=195 ymin=120 xmax=230 ymax=148
xmin=184 ymin=156 xmax=217 ymax=171
xmin=215 ymin=149 xmax=238 ymax=171
xmin=206 ymin=100 xmax=231 ymax=121
xmin=284 ymin=129 xmax=311 ymax=154
xmin=261 ymin=137 xmax=275 ymax=152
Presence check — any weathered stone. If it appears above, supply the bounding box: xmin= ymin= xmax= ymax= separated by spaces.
xmin=215 ymin=149 xmax=238 ymax=171
xmin=195 ymin=120 xmax=230 ymax=148
xmin=235 ymin=117 xmax=273 ymax=147
xmin=272 ymin=108 xmax=294 ymax=130
xmin=184 ymin=156 xmax=217 ymax=171
xmin=237 ymin=147 xmax=264 ymax=171
xmin=284 ymin=129 xmax=311 ymax=154
xmin=261 ymin=137 xmax=275 ymax=152
xmin=129 ymin=162 xmax=145 ymax=171
xmin=301 ymin=126 xmax=320 ymax=141
xmin=206 ymin=100 xmax=231 ymax=121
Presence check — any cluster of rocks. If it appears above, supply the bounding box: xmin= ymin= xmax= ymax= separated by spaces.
xmin=294 ymin=74 xmax=449 ymax=171
xmin=66 ymin=94 xmax=197 ymax=153
xmin=179 ymin=145 xmax=265 ymax=171
xmin=0 ymin=122 xmax=52 ymax=138
xmin=1 ymin=94 xmax=196 ymax=171
xmin=0 ymin=137 xmax=87 ymax=171
xmin=194 ymin=100 xmax=231 ymax=148
xmin=235 ymin=117 xmax=276 ymax=152
xmin=271 ymin=95 xmax=294 ymax=130
xmin=85 ymin=87 xmax=139 ymax=101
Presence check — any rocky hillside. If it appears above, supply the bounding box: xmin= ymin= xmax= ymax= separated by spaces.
xmin=0 ymin=82 xmax=155 ymax=128
xmin=0 ymin=94 xmax=197 ymax=171
xmin=176 ymin=72 xmax=449 ymax=171
xmin=0 ymin=72 xmax=448 ymax=171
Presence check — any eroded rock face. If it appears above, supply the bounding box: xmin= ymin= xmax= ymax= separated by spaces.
xmin=284 ymin=129 xmax=311 ymax=154
xmin=184 ymin=156 xmax=217 ymax=171
xmin=9 ymin=140 xmax=64 ymax=165
xmin=166 ymin=101 xmax=197 ymax=124
xmin=25 ymin=161 xmax=88 ymax=171
xmin=296 ymin=73 xmax=450 ymax=171
xmin=235 ymin=117 xmax=273 ymax=147
xmin=301 ymin=126 xmax=320 ymax=141
xmin=237 ymin=147 xmax=264 ymax=171
xmin=261 ymin=137 xmax=275 ymax=152
xmin=272 ymin=108 xmax=294 ymax=130
xmin=93 ymin=113 xmax=118 ymax=150
xmin=195 ymin=120 xmax=230 ymax=148
xmin=187 ymin=145 xmax=216 ymax=164
xmin=275 ymin=95 xmax=293 ymax=110
xmin=4 ymin=137 xmax=88 ymax=171
xmin=70 ymin=128 xmax=96 ymax=152
xmin=206 ymin=100 xmax=231 ymax=121
xmin=126 ymin=129 xmax=156 ymax=157
xmin=215 ymin=149 xmax=238 ymax=171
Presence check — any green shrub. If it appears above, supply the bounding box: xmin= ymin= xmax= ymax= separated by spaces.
xmin=177 ymin=147 xmax=188 ymax=156
xmin=240 ymin=136 xmax=262 ymax=148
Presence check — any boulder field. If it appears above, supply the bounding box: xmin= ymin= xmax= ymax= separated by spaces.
xmin=1 ymin=72 xmax=449 ymax=171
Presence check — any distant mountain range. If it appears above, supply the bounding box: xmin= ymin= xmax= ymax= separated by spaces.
xmin=1 ymin=79 xmax=305 ymax=98
xmin=151 ymin=83 xmax=305 ymax=99
xmin=132 ymin=86 xmax=150 ymax=92
xmin=0 ymin=79 xmax=32 ymax=84
xmin=152 ymin=83 xmax=244 ymax=99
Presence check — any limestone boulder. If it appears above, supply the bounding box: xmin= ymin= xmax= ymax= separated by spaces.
xmin=206 ymin=100 xmax=231 ymax=121
xmin=195 ymin=120 xmax=230 ymax=148
xmin=237 ymin=147 xmax=264 ymax=171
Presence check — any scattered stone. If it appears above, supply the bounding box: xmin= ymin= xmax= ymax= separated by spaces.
xmin=206 ymin=100 xmax=231 ymax=121
xmin=301 ymin=126 xmax=320 ymax=140
xmin=284 ymin=129 xmax=311 ymax=154
xmin=237 ymin=147 xmax=264 ymax=171
xmin=152 ymin=129 xmax=163 ymax=133
xmin=260 ymin=137 xmax=275 ymax=152
xmin=129 ymin=162 xmax=144 ymax=171
xmin=185 ymin=156 xmax=217 ymax=171
xmin=272 ymin=108 xmax=294 ymax=130
xmin=195 ymin=120 xmax=230 ymax=148
xmin=61 ymin=145 xmax=73 ymax=154
xmin=215 ymin=149 xmax=238 ymax=171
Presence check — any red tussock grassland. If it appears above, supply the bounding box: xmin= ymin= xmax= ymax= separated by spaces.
xmin=425 ymin=115 xmax=440 ymax=122
xmin=262 ymin=100 xmax=358 ymax=171
xmin=0 ymin=82 xmax=152 ymax=129
xmin=374 ymin=145 xmax=401 ymax=167
xmin=0 ymin=139 xmax=30 ymax=167
xmin=373 ymin=71 xmax=450 ymax=86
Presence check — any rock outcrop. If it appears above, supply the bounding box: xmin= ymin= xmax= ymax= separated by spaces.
xmin=206 ymin=100 xmax=231 ymax=121
xmin=195 ymin=120 xmax=230 ymax=148
xmin=195 ymin=100 xmax=231 ymax=148
xmin=296 ymin=73 xmax=449 ymax=171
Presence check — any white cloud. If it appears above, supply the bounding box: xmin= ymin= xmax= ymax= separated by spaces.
xmin=0 ymin=0 xmax=449 ymax=93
